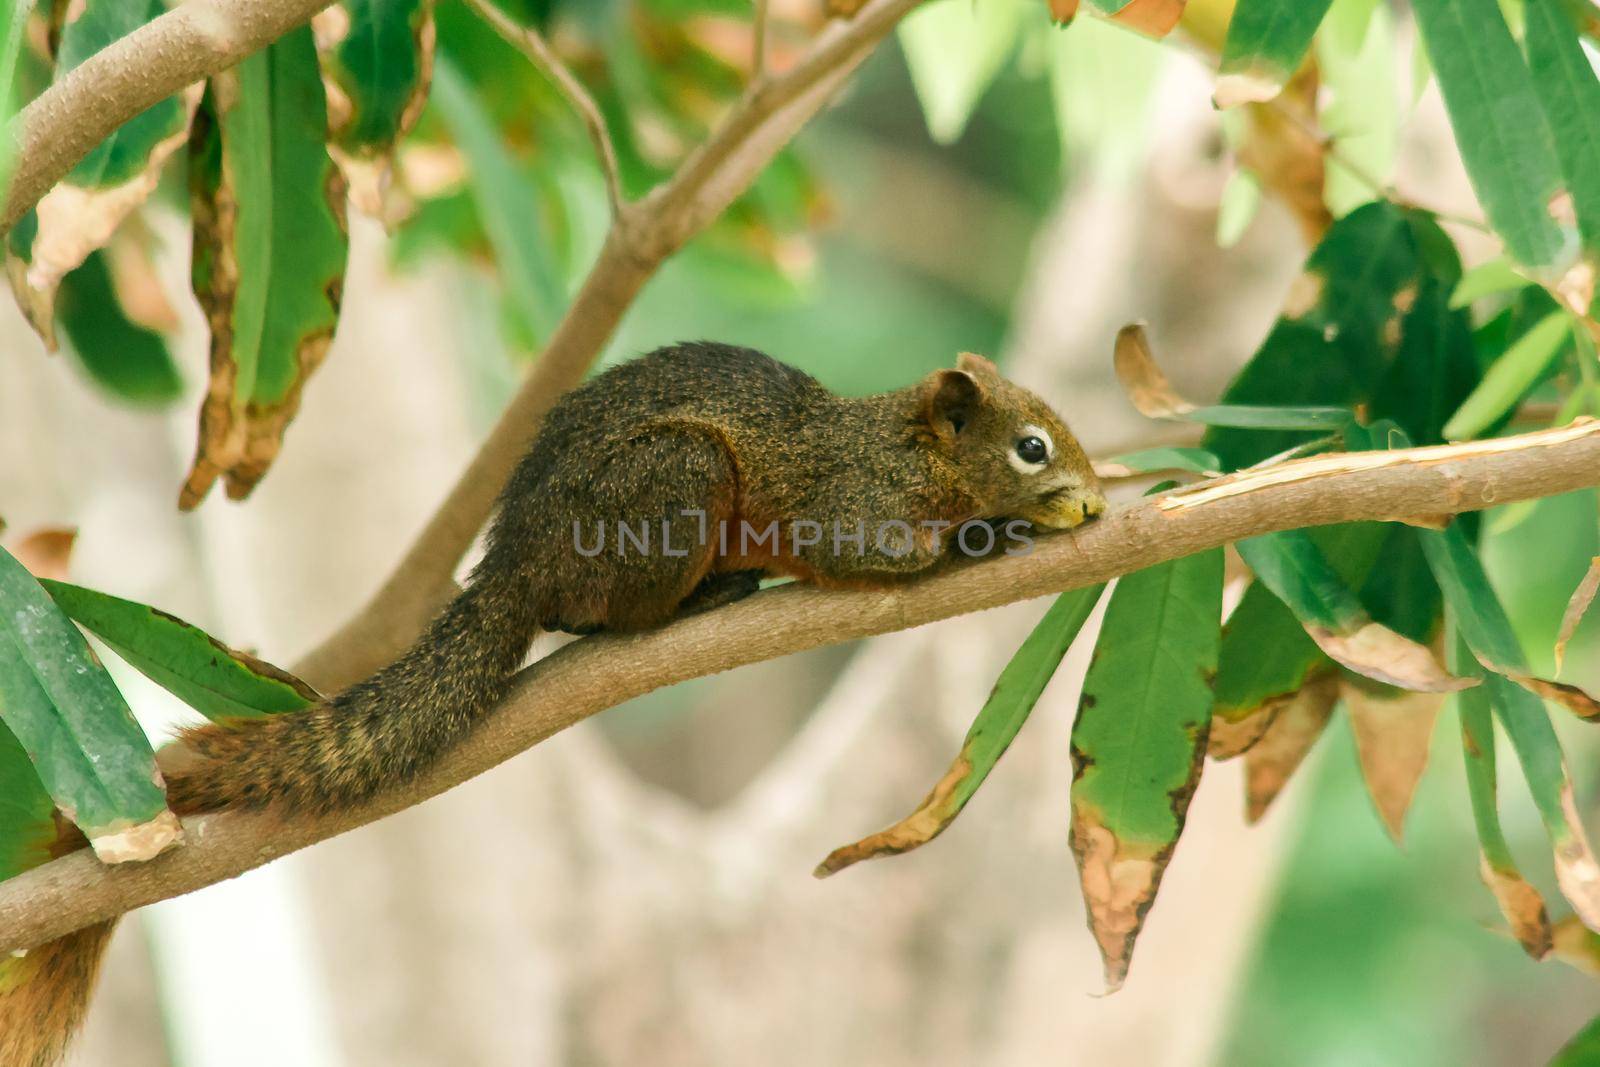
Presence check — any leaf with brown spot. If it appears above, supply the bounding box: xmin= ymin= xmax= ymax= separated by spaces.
xmin=1342 ymin=677 xmax=1443 ymax=843
xmin=1236 ymin=530 xmax=1474 ymax=693
xmin=816 ymin=584 xmax=1104 ymax=877
xmin=1069 ymin=550 xmax=1222 ymax=990
xmin=7 ymin=0 xmax=200 ymax=349
xmin=313 ymin=0 xmax=435 ymax=223
xmin=1244 ymin=672 xmax=1339 ymax=823
xmin=1207 ymin=691 xmax=1286 ymax=760
xmin=1556 ymin=556 xmax=1600 ymax=673
xmin=1235 ymin=61 xmax=1333 ymax=246
xmin=183 ymin=25 xmax=350 ymax=509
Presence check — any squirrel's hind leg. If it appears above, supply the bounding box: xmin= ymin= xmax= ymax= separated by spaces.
xmin=677 ymin=569 xmax=763 ymax=616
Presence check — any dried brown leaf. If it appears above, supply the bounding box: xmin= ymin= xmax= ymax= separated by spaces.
xmin=1237 ymin=65 xmax=1330 ymax=246
xmin=1509 ymin=673 xmax=1600 ymax=722
xmin=1343 ymin=679 xmax=1444 ymax=843
xmin=10 ymin=527 xmax=76 ymax=581
xmin=1480 ymin=854 xmax=1553 ymax=960
xmin=1556 ymin=556 xmax=1600 ymax=674
xmin=1309 ymin=622 xmax=1476 ymax=694
xmin=1207 ymin=693 xmax=1288 ymax=760
xmin=1069 ymin=807 xmax=1164 ymax=992
xmin=87 ymin=808 xmax=183 ymax=865
xmin=1113 ymin=322 xmax=1197 ymax=419
xmin=1244 ymin=673 xmax=1339 ymax=822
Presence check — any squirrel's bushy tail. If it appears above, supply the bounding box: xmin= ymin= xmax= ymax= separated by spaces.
xmin=0 ymin=921 xmax=115 ymax=1067
xmin=2 ymin=571 xmax=538 ymax=1065
xmin=169 ymin=570 xmax=539 ymax=817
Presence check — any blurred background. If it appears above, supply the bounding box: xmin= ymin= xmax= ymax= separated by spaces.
xmin=3 ymin=0 xmax=1600 ymax=1063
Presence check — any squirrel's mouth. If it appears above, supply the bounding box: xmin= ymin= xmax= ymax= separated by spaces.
xmin=1023 ymin=485 xmax=1108 ymax=530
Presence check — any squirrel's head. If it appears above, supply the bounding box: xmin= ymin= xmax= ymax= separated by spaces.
xmin=914 ymin=353 xmax=1107 ymax=530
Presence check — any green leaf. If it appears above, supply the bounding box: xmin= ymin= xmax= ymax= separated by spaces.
xmin=1422 ymin=522 xmax=1600 ymax=929
xmin=40 ymin=581 xmax=318 ymax=722
xmin=1179 ymin=404 xmax=1352 ymax=431
xmin=1216 ymin=168 xmax=1263 ymax=247
xmin=1523 ymin=0 xmax=1600 ymax=260
xmin=1449 ymin=257 xmax=1527 ymax=309
xmin=1316 ymin=0 xmax=1398 ymax=217
xmin=1451 ymin=633 xmax=1552 ymax=959
xmin=323 ymin=0 xmax=432 ymax=150
xmin=430 ymin=54 xmax=563 ymax=347
xmin=1214 ymin=581 xmax=1321 ymax=725
xmin=1069 ymin=549 xmax=1223 ymax=990
xmin=0 ymin=546 xmax=177 ymax=862
xmin=184 ymin=26 xmax=349 ymax=508
xmin=1441 ymin=309 xmax=1571 ymax=440
xmin=1102 ymin=447 xmax=1221 ymax=475
xmin=1550 ymin=1014 xmax=1600 ymax=1067
xmin=899 ymin=0 xmax=1025 ymax=145
xmin=1204 ymin=203 xmax=1436 ymax=467
xmin=0 ymin=724 xmax=56 ymax=883
xmin=319 ymin=0 xmax=434 ymax=217
xmin=1216 ymin=0 xmax=1336 ymax=106
xmin=815 ymin=584 xmax=1106 ymax=876
xmin=1410 ymin=0 xmax=1571 ymax=271
xmin=56 ymin=250 xmax=182 ymax=407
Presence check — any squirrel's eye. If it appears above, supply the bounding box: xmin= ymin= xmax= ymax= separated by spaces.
xmin=1015 ymin=436 xmax=1048 ymax=465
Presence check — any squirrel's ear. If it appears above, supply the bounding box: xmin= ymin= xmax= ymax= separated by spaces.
xmin=918 ymin=368 xmax=985 ymax=441
xmin=957 ymin=352 xmax=1000 ymax=378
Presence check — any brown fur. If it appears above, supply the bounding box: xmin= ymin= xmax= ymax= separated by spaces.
xmin=4 ymin=342 xmax=1103 ymax=1064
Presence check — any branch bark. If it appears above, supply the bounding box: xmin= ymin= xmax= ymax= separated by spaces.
xmin=4 ymin=420 xmax=1599 ymax=955
xmin=292 ymin=0 xmax=923 ymax=690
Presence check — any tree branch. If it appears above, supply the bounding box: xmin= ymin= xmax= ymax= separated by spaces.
xmin=4 ymin=420 xmax=1599 ymax=954
xmin=292 ymin=0 xmax=923 ymax=690
xmin=460 ymin=0 xmax=625 ymax=218
xmin=1 ymin=0 xmax=342 ymax=234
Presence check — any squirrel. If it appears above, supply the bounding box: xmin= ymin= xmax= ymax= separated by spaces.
xmin=1 ymin=340 xmax=1104 ymax=1066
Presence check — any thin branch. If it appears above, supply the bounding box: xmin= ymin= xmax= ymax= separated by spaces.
xmin=1 ymin=0 xmax=343 ymax=234
xmin=459 ymin=0 xmax=625 ymax=218
xmin=293 ymin=0 xmax=923 ymax=691
xmin=753 ymin=0 xmax=771 ymax=81
xmin=5 ymin=420 xmax=1600 ymax=955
